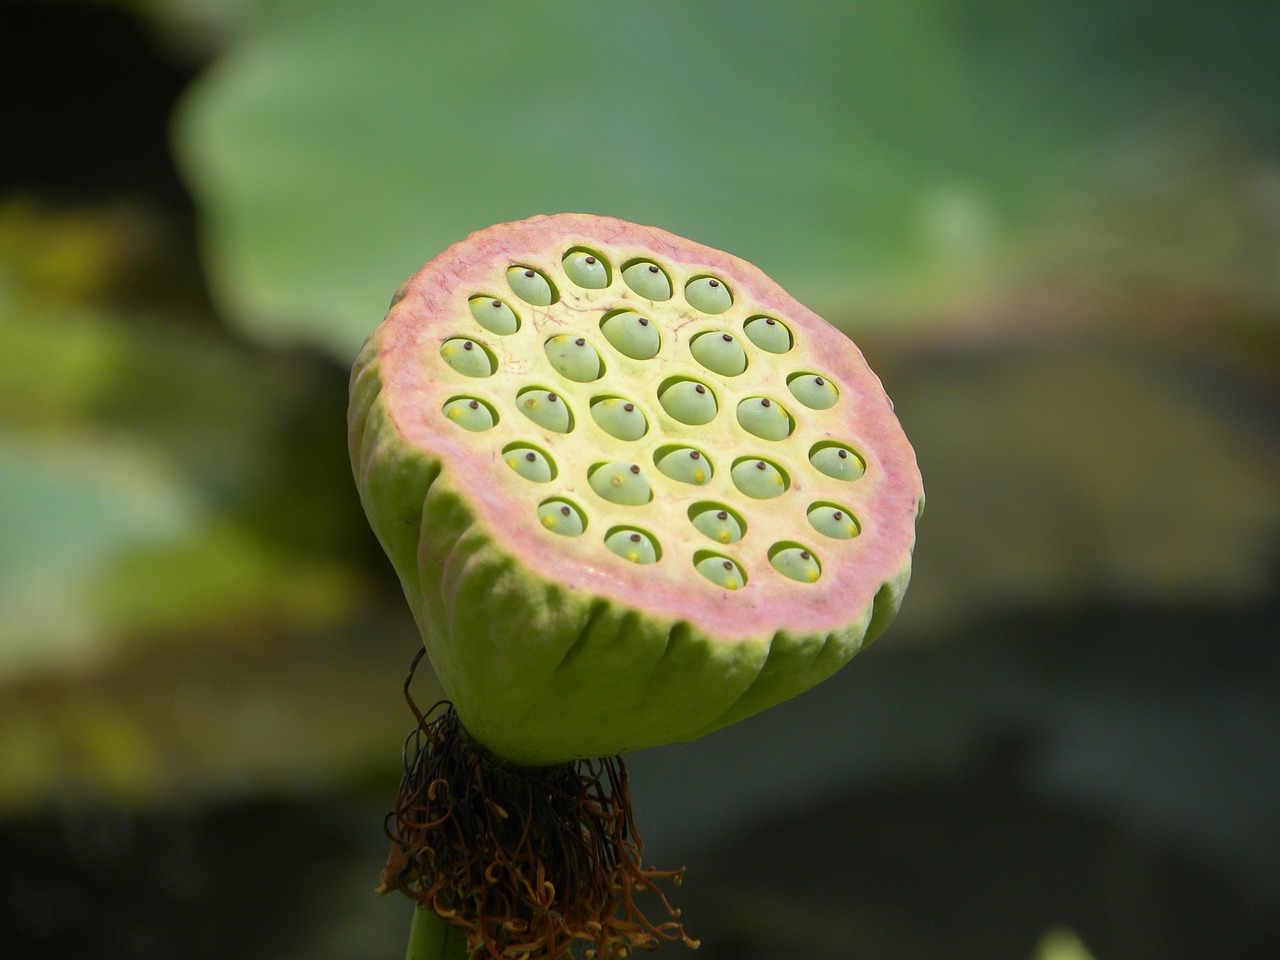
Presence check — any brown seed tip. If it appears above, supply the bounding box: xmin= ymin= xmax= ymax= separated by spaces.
xmin=524 ymin=269 xmax=535 ymax=278
xmin=575 ymin=337 xmax=585 ymax=346
xmin=585 ymin=255 xmax=596 ymax=264
xmin=468 ymin=400 xmax=479 ymax=409
xmin=716 ymin=511 xmax=728 ymax=520
xmin=623 ymin=403 xmax=634 ymax=412
xmin=560 ymin=506 xmax=571 ymax=516
xmin=629 ymin=464 xmax=640 ymax=474
xmin=547 ymin=393 xmax=558 ymax=402
xmin=629 ymin=533 xmax=641 ymax=542
xmin=760 ymin=398 xmax=771 ymax=407
xmin=694 ymin=384 xmax=706 ymax=394
xmin=491 ymin=299 xmax=501 ymax=307
xmin=814 ymin=377 xmax=824 ymax=385
xmin=463 ymin=341 xmax=474 ymax=350
xmin=765 ymin=318 xmax=776 ymax=325
xmin=800 ymin=551 xmax=811 ymax=560
xmin=722 ymin=561 xmax=732 ymax=570
xmin=722 ymin=333 xmax=732 ymax=341
xmin=838 ymin=449 xmax=848 ymax=459
xmin=648 ymin=265 xmax=659 ymax=273
xmin=833 ymin=511 xmax=843 ymax=520
xmin=525 ymin=452 xmax=536 ymax=462
xmin=638 ymin=317 xmax=649 ymax=326
xmin=708 ymin=279 xmax=719 ymax=287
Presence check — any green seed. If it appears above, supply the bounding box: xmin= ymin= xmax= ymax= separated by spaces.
xmin=562 ymin=250 xmax=609 ymax=289
xmin=517 ymin=389 xmax=572 ymax=433
xmin=622 ymin=260 xmax=672 ymax=300
xmin=544 ymin=334 xmax=603 ymax=382
xmin=537 ymin=499 xmax=585 ymax=536
xmin=589 ymin=462 xmax=651 ymax=506
xmin=440 ymin=338 xmax=494 ymax=377
xmin=807 ymin=503 xmax=859 ymax=539
xmin=605 ymin=528 xmax=658 ymax=564
xmin=468 ymin=296 xmax=519 ymax=335
xmin=657 ymin=379 xmax=717 ymax=425
xmin=600 ymin=311 xmax=661 ymax=360
xmin=685 ymin=276 xmax=732 ymax=314
xmin=744 ymin=316 xmax=792 ymax=353
xmin=736 ymin=397 xmax=793 ymax=441
xmin=695 ymin=554 xmax=745 ymax=590
xmin=441 ymin=397 xmax=495 ymax=432
xmin=590 ymin=397 xmax=647 ymax=441
xmin=690 ymin=331 xmax=747 ymax=377
xmin=731 ymin=458 xmax=787 ymax=499
xmin=809 ymin=444 xmax=865 ymax=481
xmin=788 ymin=373 xmax=838 ymax=410
xmin=505 ymin=447 xmax=554 ymax=483
xmin=769 ymin=545 xmax=822 ymax=583
xmin=690 ymin=505 xmax=743 ymax=544
xmin=506 ymin=265 xmax=554 ymax=305
xmin=656 ymin=447 xmax=712 ymax=485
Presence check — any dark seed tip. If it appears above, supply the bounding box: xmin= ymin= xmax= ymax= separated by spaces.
xmin=756 ymin=461 xmax=766 ymax=469
xmin=838 ymin=450 xmax=848 ymax=459
xmin=629 ymin=533 xmax=641 ymax=542
xmin=716 ymin=511 xmax=728 ymax=520
xmin=694 ymin=384 xmax=706 ymax=394
xmin=547 ymin=393 xmax=558 ymax=402
xmin=468 ymin=400 xmax=479 ymax=409
xmin=629 ymin=464 xmax=640 ymax=474
xmin=689 ymin=451 xmax=700 ymax=459
xmin=761 ymin=398 xmax=771 ymax=407
xmin=623 ymin=403 xmax=634 ymax=412
xmin=833 ymin=511 xmax=843 ymax=520
xmin=800 ymin=551 xmax=811 ymax=560
xmin=638 ymin=317 xmax=649 ymax=326
xmin=585 ymin=255 xmax=596 ymax=264
xmin=722 ymin=561 xmax=733 ymax=570
xmin=722 ymin=333 xmax=732 ymax=341
xmin=560 ymin=506 xmax=571 ymax=516
xmin=575 ymin=337 xmax=585 ymax=346
xmin=814 ymin=377 xmax=824 ymax=385
xmin=463 ymin=341 xmax=474 ymax=350
xmin=708 ymin=279 xmax=719 ymax=287
xmin=524 ymin=269 xmax=535 ymax=278
xmin=491 ymin=299 xmax=501 ymax=307
xmin=525 ymin=452 xmax=536 ymax=462
xmin=765 ymin=318 xmax=776 ymax=325
xmin=648 ymin=265 xmax=659 ymax=273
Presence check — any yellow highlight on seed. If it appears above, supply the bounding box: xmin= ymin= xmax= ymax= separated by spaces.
xmin=718 ymin=532 xmax=730 ymax=543
xmin=442 ymin=346 xmax=454 ymax=356
xmin=726 ymin=580 xmax=739 ymax=590
xmin=774 ymin=476 xmax=783 ymax=486
xmin=505 ymin=458 xmax=517 ymax=469
xmin=447 ymin=408 xmax=460 ymax=419
xmin=611 ymin=476 xmax=623 ymax=486
xmin=693 ymin=470 xmax=705 ymax=483
xmin=807 ymin=570 xmax=819 ymax=582
xmin=626 ymin=551 xmax=639 ymax=562
xmin=542 ymin=515 xmax=555 ymax=528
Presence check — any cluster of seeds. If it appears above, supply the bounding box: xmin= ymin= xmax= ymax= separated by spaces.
xmin=430 ymin=245 xmax=869 ymax=590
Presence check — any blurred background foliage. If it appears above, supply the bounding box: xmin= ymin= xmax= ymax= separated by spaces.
xmin=1 ymin=1 xmax=1277 ymax=958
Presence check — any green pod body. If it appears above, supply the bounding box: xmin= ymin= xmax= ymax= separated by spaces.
xmin=349 ymin=214 xmax=923 ymax=767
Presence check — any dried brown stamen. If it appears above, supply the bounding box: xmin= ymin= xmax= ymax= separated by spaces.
xmin=380 ymin=651 xmax=697 ymax=960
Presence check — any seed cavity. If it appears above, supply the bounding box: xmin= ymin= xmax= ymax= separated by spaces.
xmin=537 ymin=499 xmax=586 ymax=536
xmin=621 ymin=260 xmax=672 ymax=301
xmin=604 ymin=527 xmax=660 ymax=564
xmin=788 ymin=371 xmax=839 ymax=410
xmin=600 ymin=310 xmax=661 ymax=360
xmin=440 ymin=337 xmax=496 ymax=377
xmin=744 ymin=315 xmax=793 ymax=353
xmin=516 ymin=387 xmax=573 ymax=433
xmin=689 ymin=502 xmax=744 ymax=544
xmin=655 ymin=446 xmax=713 ymax=486
xmin=562 ymin=248 xmax=610 ymax=289
xmin=441 ymin=396 xmax=497 ymax=432
xmin=736 ymin=396 xmax=794 ymax=441
xmin=506 ymin=265 xmax=556 ymax=306
xmin=684 ymin=276 xmax=733 ymax=314
xmin=690 ymin=330 xmax=748 ymax=377
xmin=590 ymin=396 xmax=648 ymax=441
xmin=768 ymin=542 xmax=822 ymax=583
xmin=809 ymin=442 xmax=866 ymax=481
xmin=807 ymin=502 xmax=860 ymax=539
xmin=544 ymin=334 xmax=603 ymax=382
xmin=693 ymin=551 xmax=746 ymax=590
xmin=588 ymin=461 xmax=652 ymax=506
xmin=730 ymin=457 xmax=788 ymax=499
xmin=657 ymin=377 xmax=717 ymax=425
xmin=467 ymin=295 xmax=520 ymax=335
xmin=503 ymin=443 xmax=555 ymax=483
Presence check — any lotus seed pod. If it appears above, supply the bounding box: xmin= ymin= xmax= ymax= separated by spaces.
xmin=658 ymin=378 xmax=717 ymax=425
xmin=589 ymin=461 xmax=652 ymax=506
xmin=350 ymin=213 xmax=923 ymax=767
xmin=810 ymin=443 xmax=866 ymax=481
xmin=442 ymin=397 xmax=496 ymax=432
xmin=685 ymin=276 xmax=732 ymax=314
xmin=656 ymin=446 xmax=712 ymax=485
xmin=538 ymin=499 xmax=586 ymax=536
xmin=600 ymin=310 xmax=660 ymax=359
xmin=736 ymin=396 xmax=793 ymax=441
xmin=807 ymin=503 xmax=859 ymax=540
xmin=440 ymin=337 xmax=494 ymax=377
xmin=690 ymin=504 xmax=744 ymax=544
xmin=517 ymin=388 xmax=572 ymax=433
xmin=507 ymin=265 xmax=555 ymax=305
xmin=544 ymin=334 xmax=602 ymax=382
xmin=788 ymin=372 xmax=838 ymax=410
xmin=563 ymin=249 xmax=609 ymax=288
xmin=622 ymin=259 xmax=672 ymax=300
xmin=743 ymin=315 xmax=792 ymax=353
xmin=605 ymin=528 xmax=659 ymax=564
xmin=690 ymin=331 xmax=748 ymax=377
xmin=468 ymin=296 xmax=520 ymax=335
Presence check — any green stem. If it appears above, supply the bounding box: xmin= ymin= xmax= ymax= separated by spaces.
xmin=405 ymin=905 xmax=471 ymax=960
